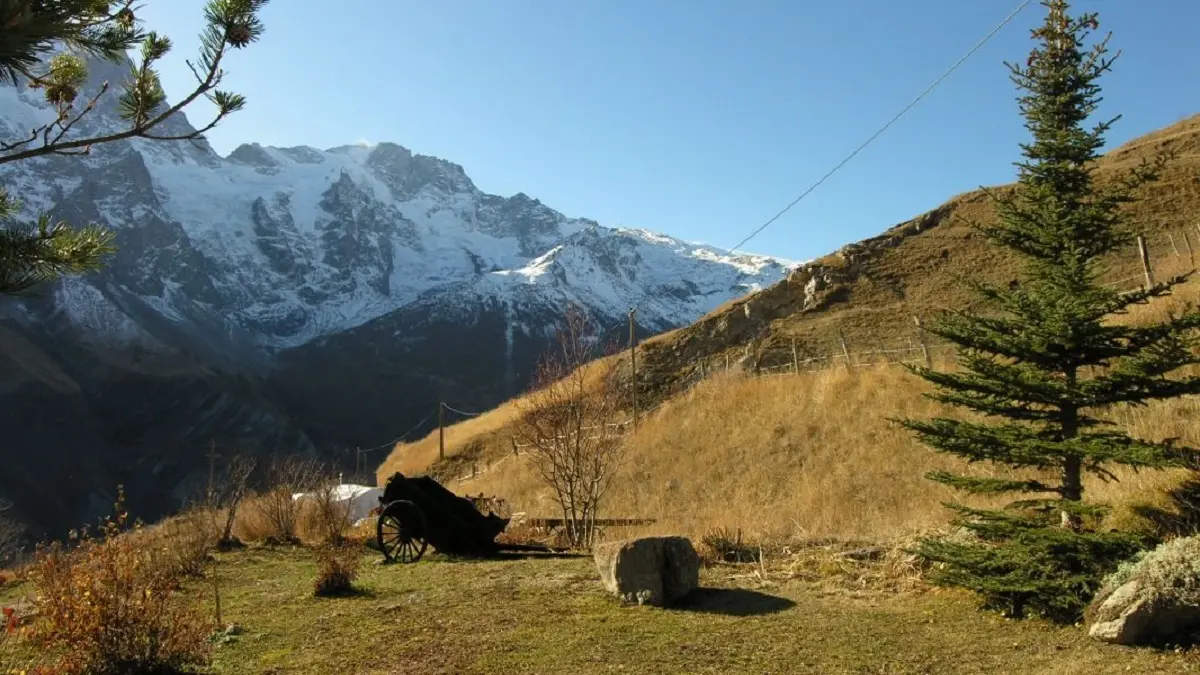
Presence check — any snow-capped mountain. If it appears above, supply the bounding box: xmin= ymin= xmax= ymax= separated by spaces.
xmin=0 ymin=53 xmax=790 ymax=538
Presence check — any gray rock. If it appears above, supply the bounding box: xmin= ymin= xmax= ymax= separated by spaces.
xmin=593 ymin=536 xmax=700 ymax=607
xmin=1089 ymin=579 xmax=1200 ymax=646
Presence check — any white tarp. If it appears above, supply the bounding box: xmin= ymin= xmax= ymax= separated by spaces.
xmin=291 ymin=483 xmax=384 ymax=524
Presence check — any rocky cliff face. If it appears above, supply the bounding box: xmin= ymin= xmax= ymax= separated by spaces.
xmin=0 ymin=55 xmax=790 ymax=538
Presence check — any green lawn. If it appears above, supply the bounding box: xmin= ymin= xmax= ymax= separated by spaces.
xmin=3 ymin=545 xmax=1197 ymax=674
xmin=162 ymin=547 xmax=1200 ymax=675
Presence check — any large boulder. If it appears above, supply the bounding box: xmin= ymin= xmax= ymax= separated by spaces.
xmin=593 ymin=536 xmax=700 ymax=607
xmin=1088 ymin=536 xmax=1200 ymax=646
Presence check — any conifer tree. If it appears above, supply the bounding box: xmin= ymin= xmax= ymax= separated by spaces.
xmin=0 ymin=0 xmax=269 ymax=295
xmin=899 ymin=0 xmax=1200 ymax=622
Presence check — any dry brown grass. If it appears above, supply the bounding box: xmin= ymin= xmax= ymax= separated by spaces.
xmin=441 ymin=361 xmax=1197 ymax=545
xmin=230 ymin=494 xmax=276 ymax=543
xmin=378 ymin=115 xmax=1200 ymax=551
xmin=378 ymin=356 xmax=619 ymax=482
xmin=412 ymin=276 xmax=1200 ymax=547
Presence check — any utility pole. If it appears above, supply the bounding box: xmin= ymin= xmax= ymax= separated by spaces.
xmin=438 ymin=401 xmax=445 ymax=461
xmin=628 ymin=308 xmax=638 ymax=431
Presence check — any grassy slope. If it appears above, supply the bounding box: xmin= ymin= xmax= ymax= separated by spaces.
xmin=379 ymin=114 xmax=1200 ymax=543
xmin=6 ymin=546 xmax=1185 ymax=675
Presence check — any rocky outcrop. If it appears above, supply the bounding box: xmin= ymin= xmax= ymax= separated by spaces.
xmin=593 ymin=536 xmax=701 ymax=606
xmin=1088 ymin=580 xmax=1200 ymax=645
xmin=1088 ymin=537 xmax=1200 ymax=646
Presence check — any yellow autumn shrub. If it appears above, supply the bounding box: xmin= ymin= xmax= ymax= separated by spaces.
xmin=23 ymin=488 xmax=214 ymax=675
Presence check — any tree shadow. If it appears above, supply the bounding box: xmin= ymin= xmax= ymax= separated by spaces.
xmin=1132 ymin=477 xmax=1200 ymax=539
xmin=314 ymin=585 xmax=378 ymax=599
xmin=437 ymin=550 xmax=587 ymax=563
xmin=669 ymin=587 xmax=796 ymax=616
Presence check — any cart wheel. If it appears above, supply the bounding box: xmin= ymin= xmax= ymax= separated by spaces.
xmin=377 ymin=500 xmax=428 ymax=563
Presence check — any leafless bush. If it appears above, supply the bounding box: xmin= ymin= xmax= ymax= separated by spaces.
xmin=248 ymin=455 xmax=323 ymax=545
xmin=300 ymin=464 xmax=354 ymax=546
xmin=213 ymin=453 xmax=257 ymax=547
xmin=513 ymin=304 xmax=626 ymax=549
xmin=151 ymin=505 xmax=220 ymax=579
xmin=700 ymin=527 xmax=761 ymax=564
xmin=312 ymin=542 xmax=362 ymax=597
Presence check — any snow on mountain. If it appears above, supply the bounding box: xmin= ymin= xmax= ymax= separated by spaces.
xmin=0 ymin=56 xmax=791 ymax=354
xmin=0 ymin=51 xmax=794 ymax=539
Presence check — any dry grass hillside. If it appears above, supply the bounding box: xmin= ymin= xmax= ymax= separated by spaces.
xmin=380 ymin=114 xmax=1200 ymax=544
xmin=627 ymin=113 xmax=1200 ymax=400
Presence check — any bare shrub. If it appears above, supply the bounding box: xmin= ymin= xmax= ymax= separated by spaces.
xmin=24 ymin=488 xmax=214 ymax=675
xmin=151 ymin=505 xmax=220 ymax=578
xmin=300 ymin=466 xmax=354 ymax=546
xmin=313 ymin=542 xmax=362 ymax=597
xmin=231 ymin=494 xmax=275 ymax=543
xmin=248 ymin=455 xmax=323 ymax=545
xmin=699 ymin=527 xmax=761 ymax=564
xmin=213 ymin=453 xmax=257 ymax=547
xmin=513 ymin=305 xmax=626 ymax=549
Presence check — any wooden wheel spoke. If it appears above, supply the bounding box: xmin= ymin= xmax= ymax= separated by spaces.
xmin=376 ymin=500 xmax=428 ymax=563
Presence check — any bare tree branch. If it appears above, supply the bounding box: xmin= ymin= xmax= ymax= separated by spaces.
xmin=512 ymin=305 xmax=627 ymax=549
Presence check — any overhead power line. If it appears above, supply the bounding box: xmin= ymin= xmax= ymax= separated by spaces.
xmin=359 ymin=411 xmax=436 ymax=454
xmin=726 ymin=0 xmax=1035 ymax=255
xmin=441 ymin=402 xmax=483 ymax=418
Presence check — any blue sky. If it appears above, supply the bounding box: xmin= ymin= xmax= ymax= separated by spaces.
xmin=136 ymin=1 xmax=1200 ymax=262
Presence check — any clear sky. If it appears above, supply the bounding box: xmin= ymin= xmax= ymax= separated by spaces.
xmin=135 ymin=0 xmax=1200 ymax=262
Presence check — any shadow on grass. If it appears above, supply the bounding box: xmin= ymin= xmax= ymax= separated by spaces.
xmin=313 ymin=585 xmax=378 ymax=600
xmin=372 ymin=550 xmax=588 ymax=566
xmin=670 ymin=587 xmax=796 ymax=616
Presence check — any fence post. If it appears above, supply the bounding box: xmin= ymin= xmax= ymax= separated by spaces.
xmin=1184 ymin=230 xmax=1196 ymax=267
xmin=438 ymin=401 xmax=445 ymax=461
xmin=1169 ymin=233 xmax=1182 ymax=258
xmin=913 ymin=315 xmax=933 ymax=369
xmin=1137 ymin=235 xmax=1155 ymax=289
xmin=838 ymin=330 xmax=851 ymax=371
xmin=725 ymin=353 xmax=730 ymax=372
xmin=791 ymin=338 xmax=799 ymax=374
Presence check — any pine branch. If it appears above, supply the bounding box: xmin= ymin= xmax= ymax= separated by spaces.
xmin=927 ymin=471 xmax=1061 ymax=495
xmin=0 ymin=212 xmax=116 ymax=296
xmin=0 ymin=0 xmax=269 ymax=164
xmin=903 ymin=417 xmax=1192 ymax=470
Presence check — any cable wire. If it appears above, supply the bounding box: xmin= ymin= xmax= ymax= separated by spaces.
xmin=441 ymin=402 xmax=483 ymax=418
xmin=726 ymin=0 xmax=1034 ymax=255
xmin=358 ymin=411 xmax=436 ymax=454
